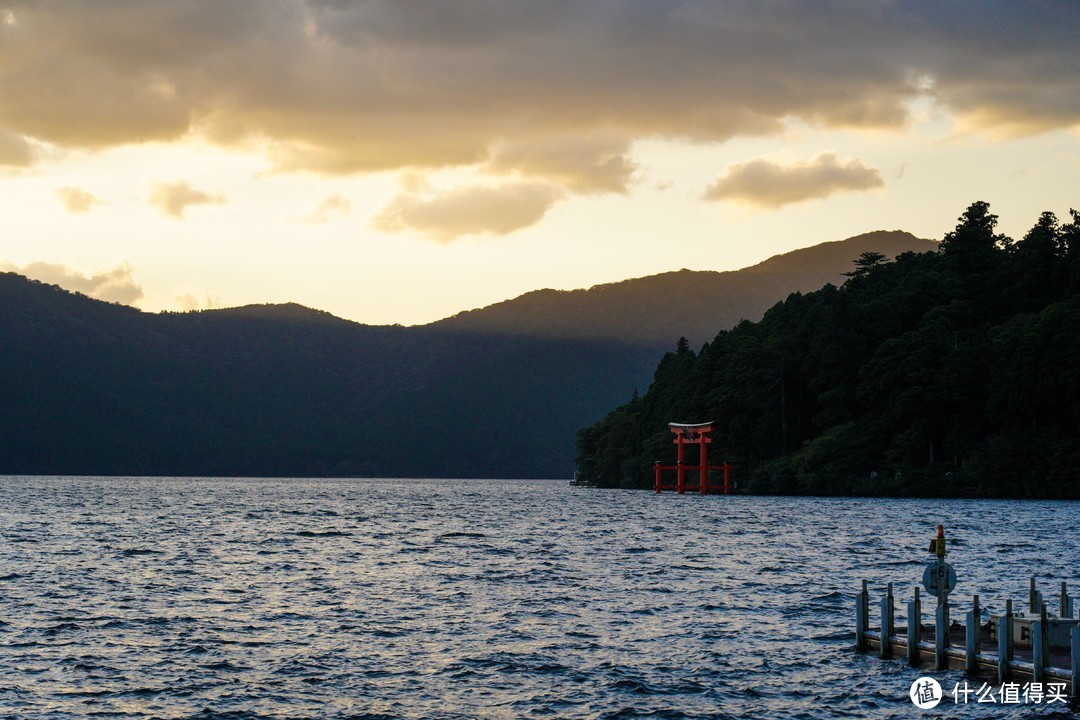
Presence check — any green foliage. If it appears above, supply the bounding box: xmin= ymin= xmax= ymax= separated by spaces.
xmin=576 ymin=201 xmax=1080 ymax=498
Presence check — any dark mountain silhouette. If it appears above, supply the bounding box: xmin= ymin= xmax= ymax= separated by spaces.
xmin=433 ymin=231 xmax=935 ymax=346
xmin=0 ymin=230 xmax=933 ymax=478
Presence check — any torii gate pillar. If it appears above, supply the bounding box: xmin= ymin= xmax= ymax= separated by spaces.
xmin=654 ymin=421 xmax=731 ymax=495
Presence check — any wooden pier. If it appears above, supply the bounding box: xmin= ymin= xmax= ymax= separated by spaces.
xmin=856 ymin=526 xmax=1080 ymax=697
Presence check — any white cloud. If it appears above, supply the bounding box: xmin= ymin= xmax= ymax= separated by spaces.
xmin=297 ymin=193 xmax=351 ymax=224
xmin=149 ymin=181 xmax=226 ymax=219
xmin=56 ymin=186 xmax=103 ymax=213
xmin=703 ymin=153 xmax=884 ymax=208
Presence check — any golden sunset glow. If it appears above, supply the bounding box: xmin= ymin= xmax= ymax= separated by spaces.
xmin=2 ymin=2 xmax=1079 ymax=324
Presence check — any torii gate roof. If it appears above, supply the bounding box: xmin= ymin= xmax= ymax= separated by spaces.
xmin=668 ymin=421 xmax=715 ymax=433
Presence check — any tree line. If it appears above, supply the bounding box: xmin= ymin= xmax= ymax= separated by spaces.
xmin=575 ymin=202 xmax=1080 ymax=498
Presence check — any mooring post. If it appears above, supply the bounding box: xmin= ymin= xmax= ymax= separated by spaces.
xmin=880 ymin=583 xmax=894 ymax=659
xmin=856 ymin=579 xmax=869 ymax=651
xmin=1038 ymin=603 xmax=1050 ymax=674
xmin=997 ymin=598 xmax=1014 ymax=683
xmin=966 ymin=594 xmax=980 ymax=673
xmin=914 ymin=586 xmax=922 ymax=640
xmin=1061 ymin=581 xmax=1069 ymax=619
xmin=1033 ymin=618 xmax=1045 ymax=685
xmin=1006 ymin=598 xmax=1014 ymax=660
xmin=1070 ymin=625 xmax=1080 ymax=699
xmin=998 ymin=610 xmax=1010 ymax=683
xmin=966 ymin=608 xmax=977 ymax=673
xmin=907 ymin=592 xmax=920 ymax=665
xmin=1030 ymin=577 xmax=1038 ymax=615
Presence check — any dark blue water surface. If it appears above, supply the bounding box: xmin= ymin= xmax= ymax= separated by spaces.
xmin=1 ymin=477 xmax=1078 ymax=719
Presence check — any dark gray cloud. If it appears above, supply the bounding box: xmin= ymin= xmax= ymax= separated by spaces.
xmin=0 ymin=129 xmax=33 ymax=166
xmin=704 ymin=153 xmax=884 ymax=208
xmin=1 ymin=1 xmax=1076 ymax=185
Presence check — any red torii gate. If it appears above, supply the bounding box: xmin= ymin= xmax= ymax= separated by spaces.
xmin=654 ymin=421 xmax=732 ymax=494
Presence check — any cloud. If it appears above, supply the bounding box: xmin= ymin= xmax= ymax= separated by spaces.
xmin=0 ymin=130 xmax=33 ymax=166
xmin=56 ymin=186 xmax=103 ymax=213
xmin=297 ymin=193 xmax=351 ymax=224
xmin=372 ymin=181 xmax=564 ymax=242
xmin=0 ymin=2 xmax=1077 ymax=183
xmin=486 ymin=134 xmax=637 ymax=194
xmin=149 ymin=181 xmax=226 ymax=218
xmin=174 ymin=290 xmax=221 ymax=311
xmin=1 ymin=261 xmax=143 ymax=305
xmin=703 ymin=153 xmax=884 ymax=208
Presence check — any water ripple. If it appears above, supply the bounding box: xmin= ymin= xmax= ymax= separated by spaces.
xmin=1 ymin=477 xmax=1077 ymax=719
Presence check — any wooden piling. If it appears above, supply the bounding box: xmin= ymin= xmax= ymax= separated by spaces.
xmin=966 ymin=608 xmax=978 ymax=673
xmin=1071 ymin=625 xmax=1080 ymax=699
xmin=1033 ymin=619 xmax=1045 ymax=684
xmin=880 ymin=583 xmax=894 ymax=659
xmin=998 ymin=610 xmax=1010 ymax=683
xmin=856 ymin=579 xmax=869 ymax=652
xmin=907 ymin=588 xmax=920 ymax=666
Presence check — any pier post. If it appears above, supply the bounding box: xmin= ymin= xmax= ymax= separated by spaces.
xmin=972 ymin=613 xmax=980 ymax=673
xmin=997 ymin=610 xmax=1010 ymax=683
xmin=1038 ymin=604 xmax=1049 ymax=674
xmin=966 ymin=596 xmax=980 ymax=674
xmin=1071 ymin=625 xmax=1080 ymax=699
xmin=1061 ymin=581 xmax=1070 ymax=619
xmin=966 ymin=594 xmax=980 ymax=674
xmin=1033 ymin=619 xmax=1045 ymax=685
xmin=907 ymin=588 xmax=920 ymax=666
xmin=1030 ymin=577 xmax=1038 ymax=615
xmin=880 ymin=583 xmax=894 ymax=659
xmin=935 ymin=604 xmax=946 ymax=670
xmin=856 ymin=580 xmax=869 ymax=652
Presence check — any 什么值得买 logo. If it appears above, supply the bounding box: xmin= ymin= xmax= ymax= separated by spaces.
xmin=910 ymin=677 xmax=942 ymax=709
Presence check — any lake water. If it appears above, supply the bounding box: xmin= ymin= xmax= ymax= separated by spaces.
xmin=1 ymin=477 xmax=1078 ymax=719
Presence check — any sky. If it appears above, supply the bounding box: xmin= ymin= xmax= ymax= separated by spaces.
xmin=2 ymin=1 xmax=1079 ymax=326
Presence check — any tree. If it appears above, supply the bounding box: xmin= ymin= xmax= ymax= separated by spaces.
xmin=843 ymin=251 xmax=888 ymax=277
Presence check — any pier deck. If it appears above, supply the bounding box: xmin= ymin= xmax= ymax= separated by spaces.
xmin=856 ymin=577 xmax=1080 ymax=696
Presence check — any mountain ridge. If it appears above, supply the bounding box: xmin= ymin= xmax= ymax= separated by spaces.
xmin=431 ymin=230 xmax=935 ymax=345
xmin=0 ymin=229 xmax=938 ymax=478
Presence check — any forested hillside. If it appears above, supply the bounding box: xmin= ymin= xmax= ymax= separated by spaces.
xmin=434 ymin=231 xmax=933 ymax=347
xmin=576 ymin=202 xmax=1080 ymax=497
xmin=0 ymin=232 xmax=928 ymax=478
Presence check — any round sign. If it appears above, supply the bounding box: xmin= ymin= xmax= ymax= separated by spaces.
xmin=922 ymin=561 xmax=957 ymax=594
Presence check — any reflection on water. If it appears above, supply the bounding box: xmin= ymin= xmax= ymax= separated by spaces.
xmin=1 ymin=477 xmax=1077 ymax=719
